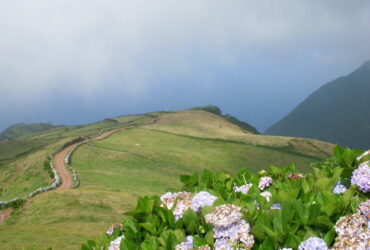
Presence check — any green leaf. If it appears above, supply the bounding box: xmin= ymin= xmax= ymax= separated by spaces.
xmin=205 ymin=231 xmax=214 ymax=246
xmin=165 ymin=233 xmax=177 ymax=250
xmin=302 ymin=179 xmax=310 ymax=193
xmin=140 ymin=222 xmax=157 ymax=235
xmin=193 ymin=236 xmax=207 ymax=248
xmin=324 ymin=229 xmax=336 ymax=246
xmin=258 ymin=238 xmax=275 ymax=250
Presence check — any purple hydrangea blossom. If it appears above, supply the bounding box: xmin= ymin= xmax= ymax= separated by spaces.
xmin=298 ymin=237 xmax=328 ymax=250
xmin=332 ymin=181 xmax=348 ymax=194
xmin=351 ymin=162 xmax=370 ymax=193
xmin=175 ymin=236 xmax=193 ymax=250
xmin=214 ymin=238 xmax=233 ymax=250
xmin=213 ymin=219 xmax=250 ymax=240
xmin=108 ymin=236 xmax=124 ymax=250
xmin=191 ymin=191 xmax=217 ymax=212
xmin=233 ymin=183 xmax=253 ymax=194
xmin=271 ymin=203 xmax=281 ymax=210
xmin=357 ymin=199 xmax=370 ymax=222
xmin=258 ymin=176 xmax=273 ymax=190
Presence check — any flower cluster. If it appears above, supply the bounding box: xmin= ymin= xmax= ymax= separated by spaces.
xmin=205 ymin=204 xmax=254 ymax=249
xmin=351 ymin=162 xmax=370 ymax=193
xmin=175 ymin=236 xmax=211 ymax=250
xmin=160 ymin=191 xmax=217 ymax=220
xmin=357 ymin=199 xmax=370 ymax=221
xmin=271 ymin=203 xmax=281 ymax=210
xmin=205 ymin=204 xmax=242 ymax=228
xmin=298 ymin=237 xmax=328 ymax=250
xmin=175 ymin=236 xmax=193 ymax=250
xmin=333 ymin=213 xmax=370 ymax=249
xmin=191 ymin=191 xmax=218 ymax=212
xmin=332 ymin=181 xmax=347 ymax=194
xmin=258 ymin=176 xmax=272 ymax=190
xmin=108 ymin=236 xmax=124 ymax=250
xmin=233 ymin=183 xmax=253 ymax=194
xmin=260 ymin=191 xmax=272 ymax=202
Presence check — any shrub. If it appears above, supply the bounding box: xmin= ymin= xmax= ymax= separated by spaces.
xmin=82 ymin=146 xmax=370 ymax=249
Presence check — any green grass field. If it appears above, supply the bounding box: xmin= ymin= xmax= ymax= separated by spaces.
xmin=0 ymin=109 xmax=335 ymax=249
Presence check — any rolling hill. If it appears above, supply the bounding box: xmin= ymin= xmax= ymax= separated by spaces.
xmin=0 ymin=108 xmax=334 ymax=249
xmin=266 ymin=60 xmax=370 ymax=149
xmin=0 ymin=123 xmax=61 ymax=141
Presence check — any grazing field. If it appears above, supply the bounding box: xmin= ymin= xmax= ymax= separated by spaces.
xmin=0 ymin=109 xmax=335 ymax=249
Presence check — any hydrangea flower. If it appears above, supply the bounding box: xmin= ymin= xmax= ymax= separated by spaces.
xmin=260 ymin=191 xmax=272 ymax=202
xmin=160 ymin=191 xmax=192 ymax=220
xmin=298 ymin=237 xmax=328 ymax=250
xmin=334 ymin=214 xmax=368 ymax=237
xmin=271 ymin=203 xmax=281 ymax=210
xmin=175 ymin=236 xmax=193 ymax=250
xmin=214 ymin=238 xmax=233 ymax=250
xmin=191 ymin=191 xmax=217 ymax=212
xmin=351 ymin=162 xmax=370 ymax=193
xmin=357 ymin=199 xmax=370 ymax=221
xmin=233 ymin=183 xmax=253 ymax=194
xmin=213 ymin=219 xmax=250 ymax=240
xmin=258 ymin=177 xmax=273 ymax=190
xmin=332 ymin=181 xmax=348 ymax=194
xmin=333 ymin=213 xmax=370 ymax=250
xmin=173 ymin=193 xmax=192 ymax=220
xmin=214 ymin=219 xmax=254 ymax=249
xmin=108 ymin=236 xmax=124 ymax=250
xmin=161 ymin=191 xmax=218 ymax=220
xmin=205 ymin=204 xmax=243 ymax=228
xmin=332 ymin=232 xmax=370 ymax=250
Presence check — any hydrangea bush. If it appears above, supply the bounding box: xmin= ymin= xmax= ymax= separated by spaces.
xmin=82 ymin=146 xmax=370 ymax=249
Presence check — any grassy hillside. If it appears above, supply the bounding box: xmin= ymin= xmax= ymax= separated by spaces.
xmin=190 ymin=105 xmax=259 ymax=134
xmin=266 ymin=60 xmax=370 ymax=149
xmin=0 ymin=123 xmax=60 ymax=141
xmin=0 ymin=109 xmax=334 ymax=249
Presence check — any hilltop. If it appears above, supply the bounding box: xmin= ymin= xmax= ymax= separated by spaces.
xmin=266 ymin=60 xmax=370 ymax=149
xmin=0 ymin=107 xmax=334 ymax=249
xmin=0 ymin=123 xmax=61 ymax=141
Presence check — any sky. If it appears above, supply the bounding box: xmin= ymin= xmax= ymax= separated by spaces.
xmin=0 ymin=0 xmax=369 ymax=133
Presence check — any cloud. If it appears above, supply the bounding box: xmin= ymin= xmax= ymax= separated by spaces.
xmin=0 ymin=0 xmax=369 ymax=130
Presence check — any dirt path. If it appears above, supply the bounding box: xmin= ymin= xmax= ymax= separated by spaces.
xmin=0 ymin=208 xmax=12 ymax=224
xmin=55 ymin=128 xmax=124 ymax=191
xmin=0 ymin=119 xmax=156 ymax=222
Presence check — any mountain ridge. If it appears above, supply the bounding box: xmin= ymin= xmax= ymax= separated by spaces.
xmin=266 ymin=60 xmax=370 ymax=149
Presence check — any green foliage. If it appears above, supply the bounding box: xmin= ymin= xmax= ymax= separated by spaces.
xmin=83 ymin=146 xmax=369 ymax=249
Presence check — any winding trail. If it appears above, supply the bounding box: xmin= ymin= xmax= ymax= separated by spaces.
xmin=55 ymin=128 xmax=124 ymax=190
xmin=0 ymin=119 xmax=156 ymax=223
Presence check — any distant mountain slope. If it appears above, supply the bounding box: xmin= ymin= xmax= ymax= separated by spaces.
xmin=0 ymin=123 xmax=60 ymax=141
xmin=266 ymin=60 xmax=370 ymax=149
